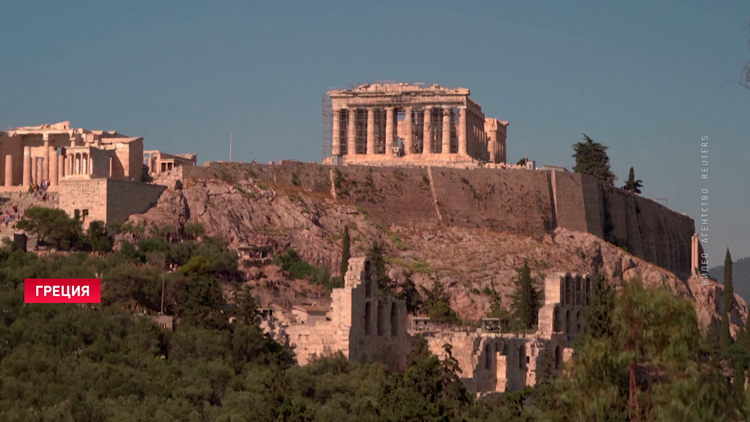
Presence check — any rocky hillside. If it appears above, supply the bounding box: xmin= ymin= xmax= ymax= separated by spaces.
xmin=125 ymin=166 xmax=744 ymax=331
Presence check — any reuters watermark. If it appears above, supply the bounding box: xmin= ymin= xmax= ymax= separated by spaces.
xmin=700 ymin=136 xmax=709 ymax=285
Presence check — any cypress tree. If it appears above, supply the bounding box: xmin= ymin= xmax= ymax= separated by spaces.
xmin=572 ymin=134 xmax=616 ymax=186
xmin=721 ymin=249 xmax=734 ymax=352
xmin=725 ymin=249 xmax=734 ymax=315
xmin=510 ymin=260 xmax=542 ymax=329
xmin=339 ymin=225 xmax=350 ymax=278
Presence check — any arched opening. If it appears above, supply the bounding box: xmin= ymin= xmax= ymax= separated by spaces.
xmin=576 ymin=310 xmax=582 ymax=334
xmin=518 ymin=345 xmax=525 ymax=369
xmin=575 ymin=276 xmax=583 ymax=307
xmin=565 ymin=275 xmax=573 ymax=306
xmin=555 ymin=346 xmax=561 ymax=369
xmin=364 ymin=301 xmax=371 ymax=335
xmin=565 ymin=309 xmax=572 ymax=334
xmin=485 ymin=344 xmax=491 ymax=369
xmin=377 ymin=301 xmax=386 ymax=336
xmin=364 ymin=261 xmax=372 ymax=298
xmin=585 ymin=277 xmax=592 ymax=306
xmin=501 ymin=343 xmax=508 ymax=356
xmin=553 ymin=306 xmax=561 ymax=332
xmin=390 ymin=303 xmax=398 ymax=337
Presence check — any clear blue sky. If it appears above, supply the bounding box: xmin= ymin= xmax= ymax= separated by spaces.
xmin=1 ymin=1 xmax=749 ymax=266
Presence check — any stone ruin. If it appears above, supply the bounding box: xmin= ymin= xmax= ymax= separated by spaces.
xmin=324 ymin=83 xmax=508 ymax=167
xmin=270 ymin=256 xmax=411 ymax=371
xmin=265 ymin=259 xmax=593 ymax=396
xmin=0 ymin=121 xmax=196 ymax=229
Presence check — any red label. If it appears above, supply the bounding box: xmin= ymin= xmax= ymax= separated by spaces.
xmin=24 ymin=279 xmax=101 ymax=303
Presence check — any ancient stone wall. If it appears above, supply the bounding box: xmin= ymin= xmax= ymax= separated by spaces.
xmin=59 ymin=179 xmax=165 ymax=227
xmin=283 ymin=257 xmax=411 ymax=372
xmin=105 ymin=179 xmax=165 ymax=223
xmin=190 ymin=162 xmax=694 ymax=275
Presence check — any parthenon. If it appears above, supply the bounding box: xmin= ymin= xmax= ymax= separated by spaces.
xmin=325 ymin=83 xmax=508 ymax=166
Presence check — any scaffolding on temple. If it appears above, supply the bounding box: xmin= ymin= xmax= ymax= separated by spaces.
xmin=321 ymin=94 xmax=333 ymax=162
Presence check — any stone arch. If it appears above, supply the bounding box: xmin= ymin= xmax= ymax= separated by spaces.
xmin=565 ymin=309 xmax=572 ymax=334
xmin=501 ymin=343 xmax=508 ymax=356
xmin=364 ymin=301 xmax=371 ymax=335
xmin=565 ymin=275 xmax=573 ymax=307
xmin=575 ymin=275 xmax=583 ymax=307
xmin=377 ymin=301 xmax=386 ymax=336
xmin=485 ymin=344 xmax=491 ymax=369
xmin=553 ymin=306 xmax=561 ymax=332
xmin=364 ymin=261 xmax=372 ymax=298
xmin=390 ymin=303 xmax=398 ymax=337
xmin=575 ymin=309 xmax=582 ymax=334
xmin=555 ymin=346 xmax=562 ymax=369
xmin=518 ymin=345 xmax=525 ymax=369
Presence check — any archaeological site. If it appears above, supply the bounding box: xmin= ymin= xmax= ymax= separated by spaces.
xmin=1 ymin=84 xmax=732 ymax=399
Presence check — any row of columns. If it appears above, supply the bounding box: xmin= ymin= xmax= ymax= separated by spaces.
xmin=17 ymin=146 xmax=93 ymax=188
xmin=332 ymin=106 xmax=469 ymax=156
xmin=22 ymin=146 xmax=63 ymax=188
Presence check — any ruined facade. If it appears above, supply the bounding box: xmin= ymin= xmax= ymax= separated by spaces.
xmin=325 ymin=83 xmax=508 ymax=166
xmin=270 ymin=265 xmax=591 ymax=396
xmin=278 ymin=257 xmax=411 ymax=371
xmin=144 ymin=150 xmax=197 ymax=176
xmin=419 ymin=273 xmax=591 ymax=395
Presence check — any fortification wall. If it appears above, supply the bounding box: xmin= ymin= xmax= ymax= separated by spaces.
xmin=59 ymin=179 xmax=165 ymax=227
xmin=186 ymin=162 xmax=694 ymax=275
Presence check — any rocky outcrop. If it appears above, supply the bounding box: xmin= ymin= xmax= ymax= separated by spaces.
xmin=125 ymin=166 xmax=740 ymax=331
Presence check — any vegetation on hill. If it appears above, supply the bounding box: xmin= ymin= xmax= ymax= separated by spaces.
xmin=622 ymin=167 xmax=644 ymax=194
xmin=711 ymin=256 xmax=750 ymax=306
xmin=572 ymin=134 xmax=616 ymax=186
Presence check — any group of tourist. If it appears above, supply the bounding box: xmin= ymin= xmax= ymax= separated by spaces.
xmin=27 ymin=180 xmax=53 ymax=200
xmin=3 ymin=204 xmax=24 ymax=227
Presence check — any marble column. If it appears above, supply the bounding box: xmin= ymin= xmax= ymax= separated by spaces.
xmin=31 ymin=157 xmax=37 ymax=185
xmin=385 ymin=107 xmax=395 ymax=153
xmin=423 ymin=107 xmax=433 ymax=154
xmin=59 ymin=154 xmax=65 ymax=181
xmin=366 ymin=108 xmax=375 ymax=155
xmin=403 ymin=107 xmax=413 ymax=154
xmin=50 ymin=147 xmax=58 ymax=186
xmin=332 ymin=109 xmax=341 ymax=155
xmin=23 ymin=146 xmax=31 ymax=187
xmin=458 ymin=108 xmax=467 ymax=156
xmin=347 ymin=108 xmax=357 ymax=155
xmin=442 ymin=107 xmax=451 ymax=154
xmin=4 ymin=155 xmax=12 ymax=187
xmin=43 ymin=137 xmax=50 ymax=181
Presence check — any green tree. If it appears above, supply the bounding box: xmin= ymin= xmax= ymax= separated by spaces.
xmin=367 ymin=241 xmax=395 ymax=294
xmin=339 ymin=225 xmax=350 ymax=278
xmin=16 ymin=206 xmax=82 ymax=249
xmin=572 ymin=134 xmax=616 ymax=186
xmin=396 ymin=271 xmax=423 ymax=315
xmin=622 ymin=167 xmax=643 ymax=194
xmin=544 ymin=277 xmax=745 ymax=421
xmin=421 ymin=276 xmax=460 ymax=324
xmin=581 ymin=274 xmax=615 ymax=340
xmin=721 ymin=249 xmax=735 ymax=353
xmin=183 ymin=221 xmax=206 ymax=240
xmin=510 ymin=260 xmax=542 ymax=329
xmin=86 ymin=220 xmax=112 ymax=253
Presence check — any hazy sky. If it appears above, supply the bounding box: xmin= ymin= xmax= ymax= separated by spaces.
xmin=1 ymin=1 xmax=749 ymax=266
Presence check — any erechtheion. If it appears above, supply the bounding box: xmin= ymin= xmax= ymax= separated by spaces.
xmin=325 ymin=83 xmax=508 ymax=167
xmin=0 ymin=121 xmax=196 ymax=228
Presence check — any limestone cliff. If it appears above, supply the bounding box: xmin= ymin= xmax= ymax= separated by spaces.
xmin=125 ymin=164 xmax=744 ymax=332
